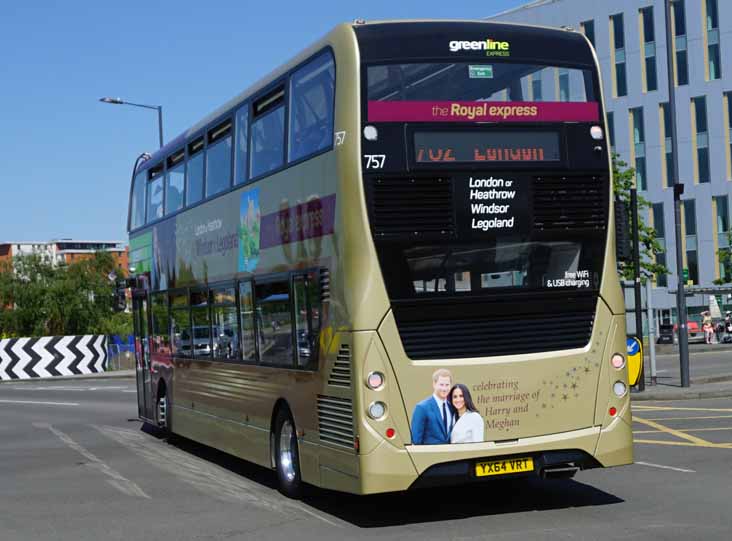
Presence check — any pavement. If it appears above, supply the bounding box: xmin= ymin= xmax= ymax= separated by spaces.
xmin=2 ymin=345 xmax=732 ymax=401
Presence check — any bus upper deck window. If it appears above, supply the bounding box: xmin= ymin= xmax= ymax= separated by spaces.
xmin=288 ymin=52 xmax=335 ymax=162
xmin=250 ymin=87 xmax=285 ymax=179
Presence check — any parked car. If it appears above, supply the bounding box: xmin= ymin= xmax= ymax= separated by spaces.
xmin=675 ymin=316 xmax=705 ymax=344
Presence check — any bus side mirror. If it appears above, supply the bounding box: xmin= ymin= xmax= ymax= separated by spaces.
xmin=615 ymin=198 xmax=631 ymax=262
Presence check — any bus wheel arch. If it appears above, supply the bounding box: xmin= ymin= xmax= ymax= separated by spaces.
xmin=270 ymin=400 xmax=303 ymax=498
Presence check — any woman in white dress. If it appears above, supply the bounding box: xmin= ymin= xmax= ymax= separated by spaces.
xmin=449 ymin=383 xmax=484 ymax=443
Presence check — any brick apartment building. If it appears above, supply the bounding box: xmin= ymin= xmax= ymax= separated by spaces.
xmin=0 ymin=240 xmax=128 ymax=270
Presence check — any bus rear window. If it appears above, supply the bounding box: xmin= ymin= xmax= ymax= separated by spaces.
xmin=368 ymin=62 xmax=595 ymax=103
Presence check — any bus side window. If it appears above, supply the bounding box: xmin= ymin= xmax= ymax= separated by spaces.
xmin=238 ymin=281 xmax=257 ymax=363
xmin=170 ymin=291 xmax=191 ymax=358
xmin=250 ymin=87 xmax=285 ymax=179
xmin=211 ymin=286 xmax=238 ymax=361
xmin=293 ymin=271 xmax=321 ymax=369
xmin=151 ymin=292 xmax=170 ymax=356
xmin=146 ymin=164 xmax=165 ymax=223
xmin=288 ymin=51 xmax=335 ymax=163
xmin=254 ymin=279 xmax=293 ymax=367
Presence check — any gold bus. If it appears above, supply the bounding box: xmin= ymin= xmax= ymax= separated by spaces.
xmin=127 ymin=20 xmax=633 ymax=497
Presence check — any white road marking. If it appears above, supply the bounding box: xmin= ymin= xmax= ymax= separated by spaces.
xmin=95 ymin=425 xmax=282 ymax=510
xmin=33 ymin=423 xmax=150 ymax=498
xmin=0 ymin=399 xmax=79 ymax=406
xmin=288 ymin=501 xmax=341 ymax=527
xmin=95 ymin=425 xmax=341 ymax=526
xmin=635 ymin=461 xmax=696 ymax=473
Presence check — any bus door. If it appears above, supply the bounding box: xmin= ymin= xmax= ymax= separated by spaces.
xmin=132 ymin=291 xmax=154 ymax=421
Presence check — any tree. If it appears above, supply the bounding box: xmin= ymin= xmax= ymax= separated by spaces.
xmin=714 ymin=228 xmax=732 ymax=285
xmin=613 ymin=153 xmax=669 ymax=283
xmin=0 ymin=251 xmax=131 ymax=338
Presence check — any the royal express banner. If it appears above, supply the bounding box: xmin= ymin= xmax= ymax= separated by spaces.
xmin=368 ymin=101 xmax=600 ymax=123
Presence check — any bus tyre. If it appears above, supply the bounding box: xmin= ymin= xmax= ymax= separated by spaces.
xmin=274 ymin=408 xmax=302 ymax=498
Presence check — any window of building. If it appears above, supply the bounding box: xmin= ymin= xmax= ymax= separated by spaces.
xmin=531 ymin=75 xmax=542 ymax=101
xmin=716 ymin=195 xmax=731 ymax=281
xmin=558 ymin=68 xmax=570 ymax=102
xmin=653 ymin=203 xmax=668 ymax=287
xmin=706 ymin=0 xmax=721 ymax=80
xmin=234 ymin=104 xmax=249 ymax=186
xmin=186 ymin=138 xmax=205 ymax=206
xmin=640 ymin=7 xmax=657 ymax=92
xmin=607 ymin=111 xmax=615 ymax=149
xmin=692 ymin=97 xmax=710 ymax=183
xmin=611 ymin=14 xmax=627 ymax=97
xmin=660 ymin=103 xmax=674 ymax=187
xmin=146 ymin=165 xmax=164 ymax=223
xmin=672 ymin=0 xmax=689 ymax=86
xmin=250 ymin=88 xmax=285 ymax=179
xmin=631 ymin=107 xmax=646 ymax=190
xmin=130 ymin=171 xmax=146 ymax=229
xmin=165 ymin=150 xmax=185 ymax=215
xmin=211 ymin=286 xmax=239 ymax=361
xmin=255 ymin=279 xmax=293 ymax=366
xmin=684 ymin=199 xmax=698 ymax=284
xmin=288 ymin=52 xmax=335 ymax=163
xmin=581 ymin=19 xmax=595 ymax=48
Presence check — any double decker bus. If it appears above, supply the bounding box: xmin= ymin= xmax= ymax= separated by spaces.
xmin=127 ymin=20 xmax=633 ymax=497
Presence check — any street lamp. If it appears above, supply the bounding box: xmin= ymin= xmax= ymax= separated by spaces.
xmin=664 ymin=0 xmax=690 ymax=387
xmin=99 ymin=97 xmax=164 ymax=149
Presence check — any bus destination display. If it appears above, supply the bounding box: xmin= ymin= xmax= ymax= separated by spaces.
xmin=414 ymin=131 xmax=560 ymax=163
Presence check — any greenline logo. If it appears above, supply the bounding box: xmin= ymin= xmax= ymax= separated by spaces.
xmin=449 ymin=38 xmax=510 ymax=57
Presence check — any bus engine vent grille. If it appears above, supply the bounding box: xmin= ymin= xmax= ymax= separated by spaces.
xmin=533 ymin=176 xmax=607 ymax=231
xmin=317 ymin=395 xmax=354 ymax=448
xmin=327 ymin=344 xmax=352 ymax=388
xmin=370 ymin=177 xmax=455 ymax=237
xmin=397 ymin=312 xmax=595 ymax=359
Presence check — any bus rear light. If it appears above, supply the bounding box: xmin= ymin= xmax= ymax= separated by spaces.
xmin=386 ymin=428 xmax=395 ymax=439
xmin=613 ymin=381 xmax=627 ymax=397
xmin=591 ymin=125 xmax=603 ymax=140
xmin=610 ymin=353 xmax=625 ymax=369
xmin=609 ymin=407 xmax=617 ymax=417
xmin=367 ymin=401 xmax=387 ymax=420
xmin=366 ymin=371 xmax=385 ymax=390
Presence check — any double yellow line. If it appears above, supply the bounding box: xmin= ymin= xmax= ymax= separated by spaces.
xmin=632 ymin=405 xmax=732 ymax=449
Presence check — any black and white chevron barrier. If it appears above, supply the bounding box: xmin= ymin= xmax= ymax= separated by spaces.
xmin=0 ymin=335 xmax=108 ymax=380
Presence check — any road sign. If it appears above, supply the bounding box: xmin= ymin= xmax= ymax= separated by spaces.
xmin=626 ymin=336 xmax=643 ymax=387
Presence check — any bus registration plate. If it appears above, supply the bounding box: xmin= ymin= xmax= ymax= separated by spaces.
xmin=475 ymin=457 xmax=534 ymax=477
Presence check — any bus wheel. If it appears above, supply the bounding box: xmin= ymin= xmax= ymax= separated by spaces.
xmin=274 ymin=408 xmax=302 ymax=498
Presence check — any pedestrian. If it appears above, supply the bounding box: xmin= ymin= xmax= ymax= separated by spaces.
xmin=702 ymin=311 xmax=714 ymax=344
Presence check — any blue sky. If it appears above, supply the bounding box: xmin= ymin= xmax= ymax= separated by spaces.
xmin=0 ymin=0 xmax=527 ymax=243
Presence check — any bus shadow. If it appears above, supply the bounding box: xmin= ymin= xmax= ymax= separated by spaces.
xmin=301 ymin=477 xmax=624 ymax=527
xmin=141 ymin=425 xmax=623 ymax=527
xmin=141 ymin=424 xmax=281 ymax=491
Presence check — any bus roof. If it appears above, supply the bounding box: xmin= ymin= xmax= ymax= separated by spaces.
xmin=134 ymin=20 xmax=594 ymax=173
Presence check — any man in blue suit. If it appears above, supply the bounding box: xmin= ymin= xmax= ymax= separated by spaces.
xmin=411 ymin=368 xmax=454 ymax=445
